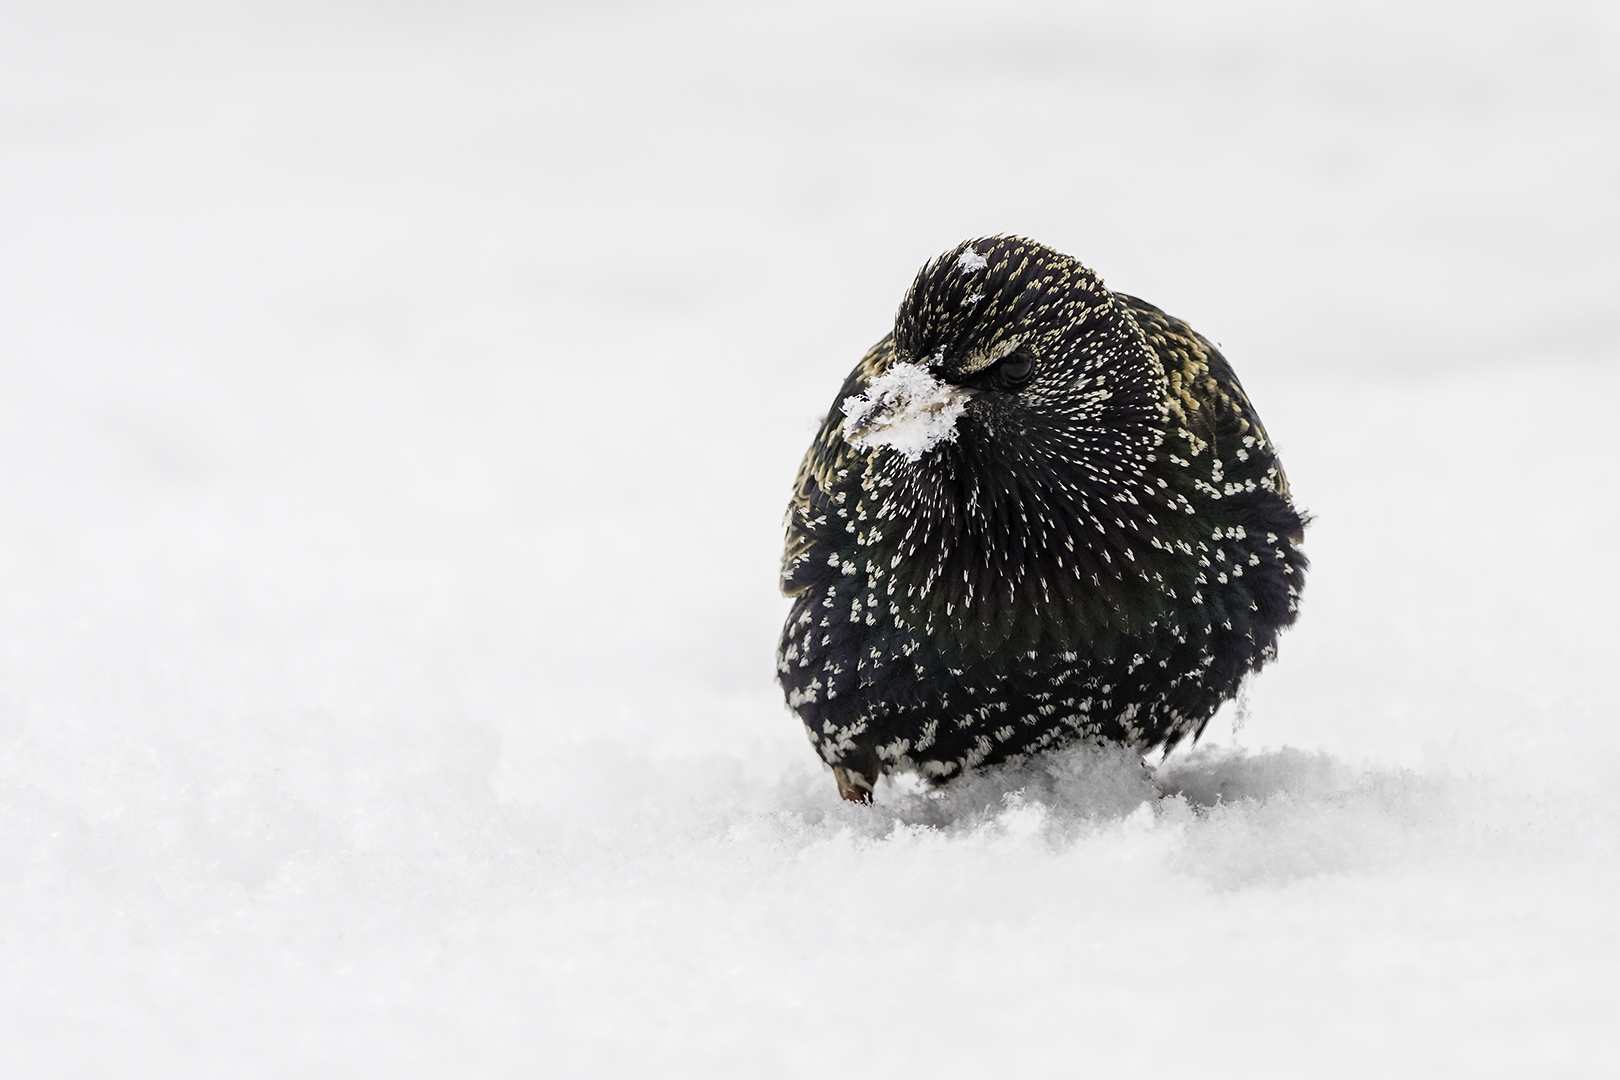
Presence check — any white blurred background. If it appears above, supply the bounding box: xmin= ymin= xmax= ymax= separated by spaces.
xmin=2 ymin=1 xmax=1617 ymax=1075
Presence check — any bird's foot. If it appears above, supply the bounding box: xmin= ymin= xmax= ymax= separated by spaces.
xmin=832 ymin=765 xmax=878 ymax=804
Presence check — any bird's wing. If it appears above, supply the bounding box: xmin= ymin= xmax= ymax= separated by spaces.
xmin=1117 ymin=294 xmax=1293 ymax=503
xmin=780 ymin=334 xmax=896 ymax=597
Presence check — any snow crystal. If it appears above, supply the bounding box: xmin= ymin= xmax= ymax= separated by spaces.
xmin=956 ymin=247 xmax=988 ymax=273
xmin=840 ymin=361 xmax=972 ymax=462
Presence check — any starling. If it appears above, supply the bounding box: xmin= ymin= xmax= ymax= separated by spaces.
xmin=777 ymin=237 xmax=1307 ymax=802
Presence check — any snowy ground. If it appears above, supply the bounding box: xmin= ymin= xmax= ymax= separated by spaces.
xmin=3 ymin=1 xmax=1618 ymax=1075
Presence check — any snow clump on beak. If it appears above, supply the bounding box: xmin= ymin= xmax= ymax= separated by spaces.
xmin=839 ymin=361 xmax=974 ymax=463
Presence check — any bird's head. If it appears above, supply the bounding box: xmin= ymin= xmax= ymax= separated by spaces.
xmin=835 ymin=237 xmax=1180 ymax=654
xmin=842 ymin=236 xmax=1167 ymax=482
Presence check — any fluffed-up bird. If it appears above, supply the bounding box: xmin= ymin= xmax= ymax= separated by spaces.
xmin=777 ymin=236 xmax=1307 ymax=802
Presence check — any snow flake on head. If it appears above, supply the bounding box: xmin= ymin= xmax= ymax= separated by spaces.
xmin=840 ymin=362 xmax=972 ymax=463
xmin=956 ymin=247 xmax=987 ymax=274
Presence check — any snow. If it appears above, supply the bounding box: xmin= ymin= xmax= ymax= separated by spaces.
xmin=956 ymin=247 xmax=988 ymax=273
xmin=2 ymin=0 xmax=1618 ymax=1076
xmin=840 ymin=361 xmax=972 ymax=461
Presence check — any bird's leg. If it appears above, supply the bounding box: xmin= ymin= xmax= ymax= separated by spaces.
xmin=832 ymin=764 xmax=878 ymax=804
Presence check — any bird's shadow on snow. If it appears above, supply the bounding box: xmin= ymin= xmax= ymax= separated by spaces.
xmin=752 ymin=742 xmax=1454 ymax=890
xmin=1154 ymin=744 xmax=1362 ymax=808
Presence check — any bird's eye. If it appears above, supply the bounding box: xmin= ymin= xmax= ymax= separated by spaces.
xmin=990 ymin=348 xmax=1036 ymax=390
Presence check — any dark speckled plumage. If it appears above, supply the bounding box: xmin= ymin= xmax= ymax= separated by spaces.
xmin=778 ymin=237 xmax=1307 ymax=801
